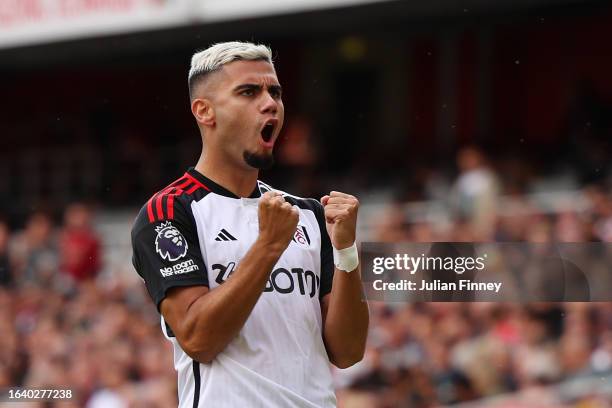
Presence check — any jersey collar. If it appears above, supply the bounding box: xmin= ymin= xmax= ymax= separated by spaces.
xmin=186 ymin=168 xmax=262 ymax=199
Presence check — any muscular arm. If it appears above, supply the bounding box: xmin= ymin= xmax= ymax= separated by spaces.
xmin=160 ymin=191 xmax=298 ymax=363
xmin=161 ymin=239 xmax=283 ymax=363
xmin=321 ymin=266 xmax=369 ymax=369
xmin=319 ymin=192 xmax=369 ymax=369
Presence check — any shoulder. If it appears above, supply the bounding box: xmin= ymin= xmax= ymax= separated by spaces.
xmin=132 ymin=172 xmax=212 ymax=238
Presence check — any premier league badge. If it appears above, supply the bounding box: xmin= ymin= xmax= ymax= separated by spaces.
xmin=155 ymin=221 xmax=188 ymax=261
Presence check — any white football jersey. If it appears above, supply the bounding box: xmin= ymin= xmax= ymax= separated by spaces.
xmin=131 ymin=168 xmax=336 ymax=407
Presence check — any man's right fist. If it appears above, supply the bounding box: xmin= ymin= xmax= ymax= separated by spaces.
xmin=257 ymin=191 xmax=299 ymax=253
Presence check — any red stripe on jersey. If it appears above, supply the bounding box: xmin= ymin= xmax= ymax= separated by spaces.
xmin=151 ymin=177 xmax=191 ymax=221
xmin=148 ymin=190 xmax=166 ymax=222
xmin=146 ymin=198 xmax=155 ymax=222
xmin=184 ymin=172 xmax=211 ymax=191
xmin=156 ymin=192 xmax=165 ymax=219
xmin=175 ymin=178 xmax=193 ymax=190
xmin=166 ymin=178 xmax=193 ymax=220
xmin=186 ymin=184 xmax=201 ymax=194
xmin=146 ymin=173 xmax=208 ymax=223
xmin=146 ymin=175 xmax=189 ymax=223
xmin=167 ymin=193 xmax=176 ymax=219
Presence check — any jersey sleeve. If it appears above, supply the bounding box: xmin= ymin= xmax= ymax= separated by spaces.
xmin=313 ymin=199 xmax=334 ymax=299
xmin=131 ymin=201 xmax=208 ymax=311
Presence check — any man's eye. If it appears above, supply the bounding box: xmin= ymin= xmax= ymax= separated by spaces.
xmin=270 ymin=89 xmax=282 ymax=99
xmin=241 ymin=89 xmax=254 ymax=96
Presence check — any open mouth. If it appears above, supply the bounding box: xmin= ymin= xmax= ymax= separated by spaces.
xmin=261 ymin=122 xmax=275 ymax=143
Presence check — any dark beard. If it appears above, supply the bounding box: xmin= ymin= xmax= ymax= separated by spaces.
xmin=243 ymin=151 xmax=274 ymax=170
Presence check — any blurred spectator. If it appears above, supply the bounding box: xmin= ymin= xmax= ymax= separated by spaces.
xmin=9 ymin=211 xmax=58 ymax=285
xmin=451 ymin=146 xmax=500 ymax=240
xmin=586 ymin=185 xmax=612 ymax=242
xmin=591 ymin=331 xmax=612 ymax=373
xmin=374 ymin=200 xmax=411 ymax=242
xmin=555 ymin=211 xmax=588 ymax=242
xmin=58 ymin=203 xmax=101 ymax=282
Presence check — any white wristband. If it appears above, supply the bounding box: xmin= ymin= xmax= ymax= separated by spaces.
xmin=333 ymin=242 xmax=359 ymax=273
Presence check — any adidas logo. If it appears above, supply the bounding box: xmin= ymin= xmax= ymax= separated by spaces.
xmin=215 ymin=229 xmax=237 ymax=241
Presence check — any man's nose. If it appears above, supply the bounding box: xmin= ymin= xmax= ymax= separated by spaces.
xmin=260 ymin=92 xmax=278 ymax=114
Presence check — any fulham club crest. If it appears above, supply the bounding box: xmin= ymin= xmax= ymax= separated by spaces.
xmin=292 ymin=224 xmax=311 ymax=248
xmin=155 ymin=221 xmax=188 ymax=261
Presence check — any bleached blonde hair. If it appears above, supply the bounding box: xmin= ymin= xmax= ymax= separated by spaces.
xmin=188 ymin=41 xmax=273 ymax=99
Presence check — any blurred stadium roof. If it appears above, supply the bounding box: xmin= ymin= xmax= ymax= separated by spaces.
xmin=0 ymin=0 xmax=606 ymax=67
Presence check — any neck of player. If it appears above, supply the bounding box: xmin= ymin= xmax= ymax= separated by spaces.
xmin=195 ymin=150 xmax=259 ymax=198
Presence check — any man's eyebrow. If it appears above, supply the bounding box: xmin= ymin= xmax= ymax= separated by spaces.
xmin=269 ymin=84 xmax=282 ymax=93
xmin=234 ymin=83 xmax=261 ymax=92
xmin=233 ymin=83 xmax=282 ymax=92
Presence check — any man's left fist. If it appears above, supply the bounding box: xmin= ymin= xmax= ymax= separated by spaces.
xmin=320 ymin=191 xmax=359 ymax=250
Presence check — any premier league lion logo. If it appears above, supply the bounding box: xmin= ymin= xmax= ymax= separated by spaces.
xmin=155 ymin=222 xmax=188 ymax=261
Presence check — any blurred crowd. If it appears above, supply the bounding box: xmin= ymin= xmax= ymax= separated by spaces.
xmin=337 ymin=147 xmax=612 ymax=407
xmin=1 ymin=149 xmax=611 ymax=407
xmin=0 ymin=204 xmax=176 ymax=407
xmin=373 ymin=146 xmax=612 ymax=244
xmin=337 ymin=303 xmax=612 ymax=407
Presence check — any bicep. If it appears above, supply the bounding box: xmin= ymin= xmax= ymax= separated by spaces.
xmin=161 ymin=285 xmax=210 ymax=339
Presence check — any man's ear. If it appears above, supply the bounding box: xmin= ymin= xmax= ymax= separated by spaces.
xmin=191 ymin=98 xmax=215 ymax=127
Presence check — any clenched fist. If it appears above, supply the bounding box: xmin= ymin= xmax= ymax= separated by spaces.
xmin=258 ymin=191 xmax=299 ymax=253
xmin=321 ymin=191 xmax=359 ymax=250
